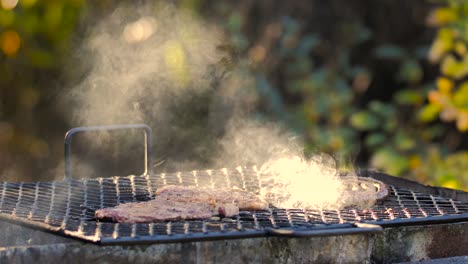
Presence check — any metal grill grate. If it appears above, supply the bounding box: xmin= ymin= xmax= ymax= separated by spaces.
xmin=0 ymin=167 xmax=467 ymax=244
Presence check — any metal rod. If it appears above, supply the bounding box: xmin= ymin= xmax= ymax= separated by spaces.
xmin=64 ymin=124 xmax=153 ymax=180
xmin=265 ymin=223 xmax=383 ymax=237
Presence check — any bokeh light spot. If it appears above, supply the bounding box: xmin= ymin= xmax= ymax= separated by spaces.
xmin=123 ymin=17 xmax=157 ymax=43
xmin=248 ymin=45 xmax=266 ymax=63
xmin=164 ymin=39 xmax=190 ymax=87
xmin=1 ymin=0 xmax=18 ymax=10
xmin=0 ymin=30 xmax=21 ymax=57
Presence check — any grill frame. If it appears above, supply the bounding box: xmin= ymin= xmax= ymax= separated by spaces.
xmin=0 ymin=168 xmax=467 ymax=245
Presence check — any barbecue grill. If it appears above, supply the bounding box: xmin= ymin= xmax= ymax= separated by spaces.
xmin=1 ymin=124 xmax=467 ymax=263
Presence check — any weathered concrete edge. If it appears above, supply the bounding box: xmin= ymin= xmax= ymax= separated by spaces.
xmin=1 ymin=221 xmax=467 ymax=264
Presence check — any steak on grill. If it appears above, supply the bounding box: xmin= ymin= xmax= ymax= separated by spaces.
xmin=95 ymin=200 xmax=238 ymax=223
xmin=155 ymin=185 xmax=269 ymax=210
xmin=95 ymin=185 xmax=268 ymax=223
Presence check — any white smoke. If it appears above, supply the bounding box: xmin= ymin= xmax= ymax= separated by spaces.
xmin=60 ymin=2 xmax=375 ymax=209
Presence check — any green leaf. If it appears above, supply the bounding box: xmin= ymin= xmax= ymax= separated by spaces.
xmin=441 ymin=54 xmax=468 ymax=79
xmin=444 ymin=152 xmax=468 ymax=187
xmin=297 ymin=34 xmax=319 ymax=55
xmin=383 ymin=117 xmax=398 ymax=132
xmin=20 ymin=0 xmax=38 ymax=8
xmin=398 ymin=60 xmax=423 ymax=83
xmin=369 ymin=101 xmax=395 ymax=117
xmin=334 ymin=79 xmax=353 ymax=104
xmin=27 ymin=49 xmax=54 ymax=68
xmin=453 ymin=83 xmax=468 ymax=107
xmin=19 ymin=11 xmax=39 ymax=34
xmin=365 ymin=133 xmax=386 ymax=148
xmin=0 ymin=10 xmax=15 ymax=27
xmin=418 ymin=104 xmax=441 ymax=122
xmin=371 ymin=148 xmax=409 ymax=176
xmin=374 ymin=44 xmax=406 ymax=60
xmin=44 ymin=2 xmax=63 ymax=31
xmin=394 ymin=132 xmax=416 ymax=151
xmin=227 ymin=12 xmax=243 ymax=32
xmin=394 ymin=89 xmax=424 ymax=105
xmin=350 ymin=111 xmax=379 ymax=130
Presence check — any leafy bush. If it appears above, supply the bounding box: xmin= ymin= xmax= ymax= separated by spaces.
xmin=206 ymin=1 xmax=467 ymax=190
xmin=425 ymin=1 xmax=468 ymax=131
xmin=0 ymin=1 xmax=84 ymax=181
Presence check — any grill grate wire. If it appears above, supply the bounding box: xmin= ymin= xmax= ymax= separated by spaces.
xmin=0 ymin=167 xmax=467 ymax=244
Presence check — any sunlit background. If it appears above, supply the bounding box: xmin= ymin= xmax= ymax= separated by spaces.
xmin=0 ymin=0 xmax=466 ymax=190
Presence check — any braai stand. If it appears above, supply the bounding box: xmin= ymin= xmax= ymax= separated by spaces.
xmin=0 ymin=124 xmax=467 ymax=263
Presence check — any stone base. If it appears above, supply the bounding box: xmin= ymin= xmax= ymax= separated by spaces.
xmin=0 ymin=220 xmax=467 ymax=263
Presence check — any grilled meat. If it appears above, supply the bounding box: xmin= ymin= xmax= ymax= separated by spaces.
xmin=156 ymin=185 xmax=269 ymax=210
xmin=94 ymin=200 xmax=212 ymax=222
xmin=95 ymin=185 xmax=267 ymax=223
xmin=95 ymin=200 xmax=238 ymax=223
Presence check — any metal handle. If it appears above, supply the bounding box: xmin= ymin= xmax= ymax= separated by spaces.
xmin=64 ymin=124 xmax=153 ymax=180
xmin=265 ymin=223 xmax=382 ymax=237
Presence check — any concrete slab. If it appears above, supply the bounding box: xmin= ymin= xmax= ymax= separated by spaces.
xmin=0 ymin=221 xmax=467 ymax=263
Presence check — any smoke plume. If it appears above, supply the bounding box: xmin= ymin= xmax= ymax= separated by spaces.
xmin=61 ymin=2 xmax=375 ymax=209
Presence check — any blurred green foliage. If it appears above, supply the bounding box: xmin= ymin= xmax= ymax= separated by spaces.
xmin=425 ymin=1 xmax=468 ymax=131
xmin=0 ymin=0 xmax=466 ymax=190
xmin=0 ymin=0 xmax=84 ymax=181
xmin=204 ymin=0 xmax=467 ymax=190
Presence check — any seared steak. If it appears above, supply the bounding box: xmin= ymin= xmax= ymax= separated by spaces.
xmin=95 ymin=186 xmax=267 ymax=223
xmin=95 ymin=200 xmax=238 ymax=223
xmin=156 ymin=185 xmax=269 ymax=210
